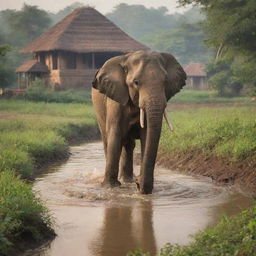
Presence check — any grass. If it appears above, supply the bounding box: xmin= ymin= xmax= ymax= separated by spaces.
xmin=0 ymin=100 xmax=97 ymax=255
xmin=160 ymin=106 xmax=256 ymax=162
xmin=0 ymin=94 xmax=255 ymax=255
xmin=170 ymin=89 xmax=253 ymax=104
xmin=128 ymin=203 xmax=256 ymax=256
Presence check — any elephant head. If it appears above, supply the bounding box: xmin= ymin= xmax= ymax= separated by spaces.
xmin=93 ymin=50 xmax=186 ymax=194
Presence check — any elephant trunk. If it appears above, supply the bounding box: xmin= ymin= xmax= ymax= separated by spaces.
xmin=140 ymin=97 xmax=165 ymax=194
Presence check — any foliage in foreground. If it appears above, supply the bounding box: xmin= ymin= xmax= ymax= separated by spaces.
xmin=160 ymin=106 xmax=256 ymax=161
xmin=0 ymin=171 xmax=54 ymax=255
xmin=128 ymin=203 xmax=256 ymax=256
xmin=0 ymin=100 xmax=97 ymax=254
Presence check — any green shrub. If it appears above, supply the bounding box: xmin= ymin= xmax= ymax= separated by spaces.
xmin=0 ymin=171 xmax=54 ymax=255
xmin=0 ymin=147 xmax=33 ymax=177
xmin=20 ymin=78 xmax=91 ymax=103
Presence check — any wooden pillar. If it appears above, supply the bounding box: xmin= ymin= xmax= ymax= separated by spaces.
xmin=92 ymin=52 xmax=95 ymax=69
xmin=18 ymin=73 xmax=21 ymax=89
xmin=25 ymin=73 xmax=29 ymax=88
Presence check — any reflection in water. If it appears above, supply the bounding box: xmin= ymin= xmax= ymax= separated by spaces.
xmin=24 ymin=142 xmax=253 ymax=256
xmin=91 ymin=201 xmax=156 ymax=256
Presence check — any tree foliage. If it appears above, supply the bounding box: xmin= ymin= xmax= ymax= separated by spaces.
xmin=143 ymin=22 xmax=209 ymax=64
xmin=0 ymin=5 xmax=51 ymax=88
xmin=106 ymin=4 xmax=182 ymax=40
xmin=107 ymin=5 xmax=209 ymax=64
xmin=179 ymin=0 xmax=256 ymax=95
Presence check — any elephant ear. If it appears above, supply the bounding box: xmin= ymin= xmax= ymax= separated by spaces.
xmin=92 ymin=55 xmax=129 ymax=106
xmin=161 ymin=52 xmax=187 ymax=101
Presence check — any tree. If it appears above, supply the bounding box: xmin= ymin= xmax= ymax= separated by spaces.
xmin=0 ymin=4 xmax=51 ymax=47
xmin=0 ymin=45 xmax=16 ymax=88
xmin=143 ymin=22 xmax=209 ymax=64
xmin=49 ymin=2 xmax=84 ymax=25
xmin=0 ymin=5 xmax=52 ymax=87
xmin=179 ymin=0 xmax=256 ymax=95
xmin=107 ymin=5 xmax=209 ymax=64
xmin=106 ymin=4 xmax=182 ymax=40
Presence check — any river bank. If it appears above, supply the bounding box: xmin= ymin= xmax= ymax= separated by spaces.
xmin=0 ymin=100 xmax=98 ymax=255
xmin=159 ymin=104 xmax=256 ymax=196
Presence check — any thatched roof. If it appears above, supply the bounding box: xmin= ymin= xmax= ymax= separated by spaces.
xmin=184 ymin=63 xmax=207 ymax=77
xmin=20 ymin=7 xmax=149 ymax=54
xmin=16 ymin=59 xmax=49 ymax=73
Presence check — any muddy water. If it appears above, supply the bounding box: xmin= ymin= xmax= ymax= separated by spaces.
xmin=26 ymin=142 xmax=252 ymax=256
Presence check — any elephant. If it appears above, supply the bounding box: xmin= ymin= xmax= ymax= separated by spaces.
xmin=92 ymin=50 xmax=186 ymax=194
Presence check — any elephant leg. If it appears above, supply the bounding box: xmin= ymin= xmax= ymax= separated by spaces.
xmin=102 ymin=127 xmax=122 ymax=187
xmin=119 ymin=139 xmax=135 ymax=183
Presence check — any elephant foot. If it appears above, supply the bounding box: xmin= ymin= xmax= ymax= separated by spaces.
xmin=135 ymin=176 xmax=153 ymax=194
xmin=101 ymin=179 xmax=121 ymax=188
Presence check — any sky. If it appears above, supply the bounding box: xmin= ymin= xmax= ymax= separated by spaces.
xmin=0 ymin=0 xmax=190 ymax=14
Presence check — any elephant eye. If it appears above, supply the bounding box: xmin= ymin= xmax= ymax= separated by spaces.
xmin=133 ymin=79 xmax=140 ymax=86
xmin=123 ymin=66 xmax=128 ymax=74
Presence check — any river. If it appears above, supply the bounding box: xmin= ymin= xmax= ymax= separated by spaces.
xmin=24 ymin=142 xmax=253 ymax=256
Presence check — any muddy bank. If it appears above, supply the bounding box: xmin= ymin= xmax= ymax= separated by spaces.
xmin=157 ymin=152 xmax=256 ymax=196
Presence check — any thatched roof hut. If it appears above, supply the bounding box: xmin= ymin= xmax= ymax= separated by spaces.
xmin=20 ymin=7 xmax=148 ymax=54
xmin=17 ymin=7 xmax=149 ymax=89
xmin=184 ymin=63 xmax=208 ymax=90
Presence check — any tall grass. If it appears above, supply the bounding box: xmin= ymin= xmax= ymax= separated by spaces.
xmin=170 ymin=89 xmax=252 ymax=104
xmin=0 ymin=100 xmax=97 ymax=254
xmin=0 ymin=171 xmax=55 ymax=255
xmin=160 ymin=106 xmax=256 ymax=161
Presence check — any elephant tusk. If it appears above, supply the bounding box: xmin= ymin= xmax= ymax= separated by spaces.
xmin=140 ymin=108 xmax=145 ymax=128
xmin=164 ymin=110 xmax=174 ymax=131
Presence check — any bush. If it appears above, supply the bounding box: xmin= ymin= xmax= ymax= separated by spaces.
xmin=21 ymin=78 xmax=91 ymax=103
xmin=0 ymin=171 xmax=54 ymax=255
xmin=0 ymin=147 xmax=33 ymax=178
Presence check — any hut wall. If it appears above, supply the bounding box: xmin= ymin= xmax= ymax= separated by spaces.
xmin=49 ymin=69 xmax=97 ymax=89
xmin=185 ymin=76 xmax=207 ymax=90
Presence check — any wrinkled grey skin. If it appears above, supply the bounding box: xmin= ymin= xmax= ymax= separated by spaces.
xmin=92 ymin=50 xmax=186 ymax=194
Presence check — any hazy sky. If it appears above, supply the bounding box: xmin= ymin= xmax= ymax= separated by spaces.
xmin=0 ymin=0 xmax=189 ymax=14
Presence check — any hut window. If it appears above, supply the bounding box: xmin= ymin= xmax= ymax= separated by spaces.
xmin=40 ymin=53 xmax=46 ymax=65
xmin=52 ymin=52 xmax=58 ymax=70
xmin=82 ymin=53 xmax=93 ymax=69
xmin=67 ymin=52 xmax=77 ymax=69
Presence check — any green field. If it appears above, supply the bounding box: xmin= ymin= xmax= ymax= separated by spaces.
xmin=170 ymin=89 xmax=253 ymax=104
xmin=161 ymin=106 xmax=256 ymax=162
xmin=0 ymin=96 xmax=255 ymax=255
xmin=0 ymin=100 xmax=97 ymax=255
